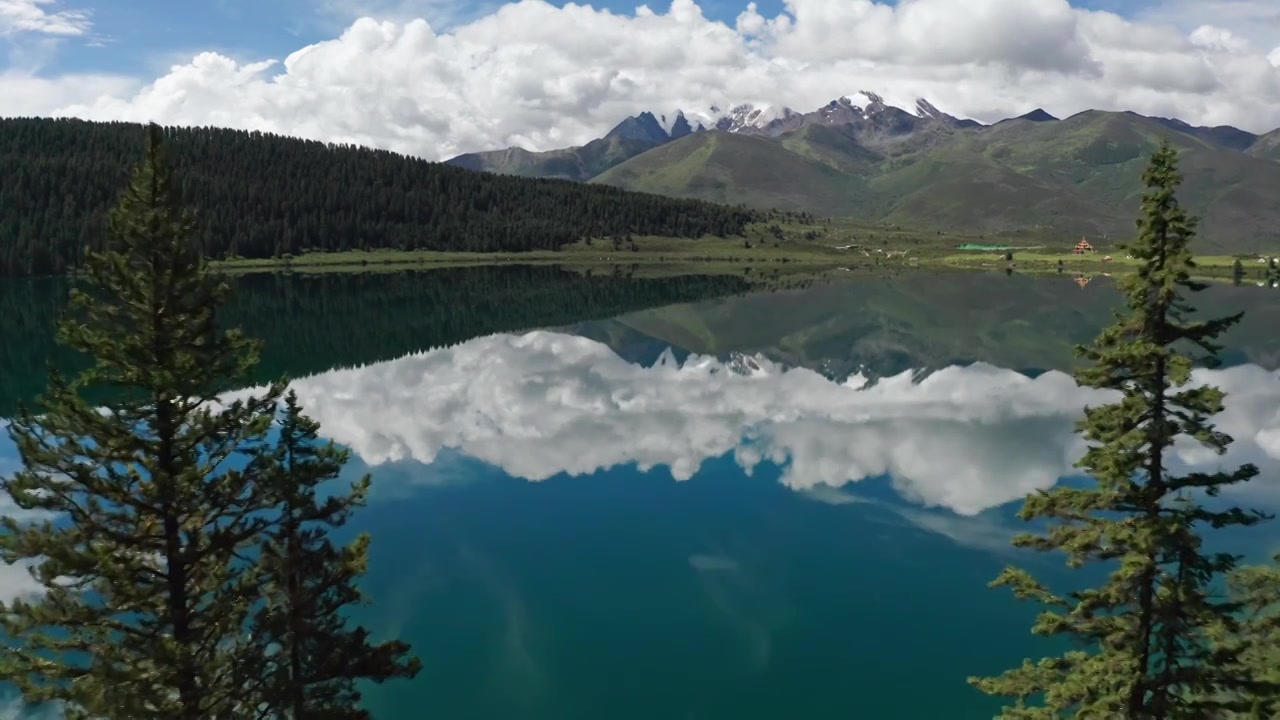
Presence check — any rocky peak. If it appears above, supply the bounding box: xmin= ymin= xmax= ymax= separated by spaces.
xmin=605 ymin=111 xmax=670 ymax=143
xmin=1015 ymin=108 xmax=1059 ymax=123
xmin=668 ymin=111 xmax=694 ymax=139
xmin=859 ymin=91 xmax=888 ymax=114
xmin=704 ymin=103 xmax=799 ymax=134
xmin=914 ymin=98 xmax=953 ymax=123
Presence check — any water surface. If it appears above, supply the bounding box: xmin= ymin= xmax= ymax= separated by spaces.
xmin=1 ymin=267 xmax=1278 ymax=719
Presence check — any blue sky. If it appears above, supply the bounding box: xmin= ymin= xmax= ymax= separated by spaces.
xmin=22 ymin=0 xmax=1162 ymax=78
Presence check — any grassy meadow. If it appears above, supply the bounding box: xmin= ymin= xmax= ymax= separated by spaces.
xmin=211 ymin=217 xmax=1279 ymax=286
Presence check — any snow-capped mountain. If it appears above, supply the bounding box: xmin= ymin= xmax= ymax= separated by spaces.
xmin=710 ymin=103 xmax=802 ymax=133
xmin=657 ymin=92 xmax=977 ymax=142
xmin=446 ymin=92 xmax=982 ymax=179
xmin=660 ymin=103 xmax=803 ymax=136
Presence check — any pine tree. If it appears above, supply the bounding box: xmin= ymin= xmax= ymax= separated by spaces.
xmin=244 ymin=390 xmax=421 ymax=719
xmin=1216 ymin=555 xmax=1280 ymax=717
xmin=0 ymin=123 xmax=285 ymax=719
xmin=968 ymin=139 xmax=1272 ymax=717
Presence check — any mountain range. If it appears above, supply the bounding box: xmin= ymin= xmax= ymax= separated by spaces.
xmin=448 ymin=92 xmax=1280 ymax=253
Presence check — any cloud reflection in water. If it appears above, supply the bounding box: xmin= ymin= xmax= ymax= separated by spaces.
xmin=256 ymin=331 xmax=1280 ymax=516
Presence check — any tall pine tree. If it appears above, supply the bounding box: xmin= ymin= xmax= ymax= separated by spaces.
xmin=968 ymin=139 xmax=1272 ymax=717
xmin=244 ymin=390 xmax=421 ymax=719
xmin=0 ymin=123 xmax=285 ymax=719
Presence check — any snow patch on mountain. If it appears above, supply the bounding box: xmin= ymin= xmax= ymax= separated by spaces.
xmin=680 ymin=103 xmax=799 ymax=133
xmin=625 ymin=92 xmax=976 ymax=147
xmin=830 ymin=90 xmax=932 ymax=119
xmin=914 ymin=98 xmax=952 ymax=122
xmin=656 ymin=110 xmax=682 ymax=135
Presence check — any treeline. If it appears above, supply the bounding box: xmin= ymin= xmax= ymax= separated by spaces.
xmin=0 ymin=118 xmax=761 ymax=276
xmin=0 ymin=267 xmax=751 ymax=416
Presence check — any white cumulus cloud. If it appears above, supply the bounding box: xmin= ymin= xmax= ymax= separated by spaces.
xmin=1 ymin=0 xmax=1276 ymax=159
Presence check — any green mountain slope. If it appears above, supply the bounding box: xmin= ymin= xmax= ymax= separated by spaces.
xmin=778 ymin=124 xmax=883 ymax=175
xmin=0 ymin=118 xmax=759 ymax=277
xmin=948 ymin=111 xmax=1280 ymax=250
xmin=588 ymin=110 xmax=1280 ymax=252
xmin=591 ymin=132 xmax=870 ymax=217
xmin=869 ymin=147 xmax=1123 ymax=238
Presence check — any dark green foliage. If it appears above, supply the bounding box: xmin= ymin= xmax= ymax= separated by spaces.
xmin=1217 ymin=555 xmax=1280 ymax=716
xmin=0 ymin=124 xmax=285 ymax=718
xmin=969 ymin=140 xmax=1272 ymax=717
xmin=246 ymin=391 xmax=420 ymax=718
xmin=0 ymin=117 xmax=760 ymax=276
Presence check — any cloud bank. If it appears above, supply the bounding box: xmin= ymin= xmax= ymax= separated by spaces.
xmin=231 ymin=331 xmax=1280 ymax=517
xmin=5 ymin=0 xmax=1280 ymax=159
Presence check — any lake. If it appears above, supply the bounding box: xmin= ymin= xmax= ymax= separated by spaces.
xmin=1 ymin=266 xmax=1278 ymax=719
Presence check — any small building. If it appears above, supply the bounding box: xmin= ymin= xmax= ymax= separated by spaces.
xmin=1073 ymin=238 xmax=1094 ymax=254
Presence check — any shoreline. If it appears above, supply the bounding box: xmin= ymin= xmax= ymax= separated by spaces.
xmin=208 ymin=245 xmax=1270 ymax=281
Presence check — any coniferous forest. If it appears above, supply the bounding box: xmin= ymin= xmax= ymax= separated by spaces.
xmin=0 ymin=125 xmax=423 ymax=718
xmin=0 ymin=118 xmax=760 ymax=276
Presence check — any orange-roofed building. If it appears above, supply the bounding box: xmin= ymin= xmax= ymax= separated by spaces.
xmin=1073 ymin=238 xmax=1094 ymax=254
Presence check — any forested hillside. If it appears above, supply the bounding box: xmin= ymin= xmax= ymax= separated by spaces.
xmin=0 ymin=118 xmax=759 ymax=276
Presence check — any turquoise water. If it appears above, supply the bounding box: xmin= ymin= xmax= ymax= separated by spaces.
xmin=352 ymin=456 xmax=1042 ymax=719
xmin=1 ymin=268 xmax=1278 ymax=719
xmin=284 ymin=329 xmax=1279 ymax=720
